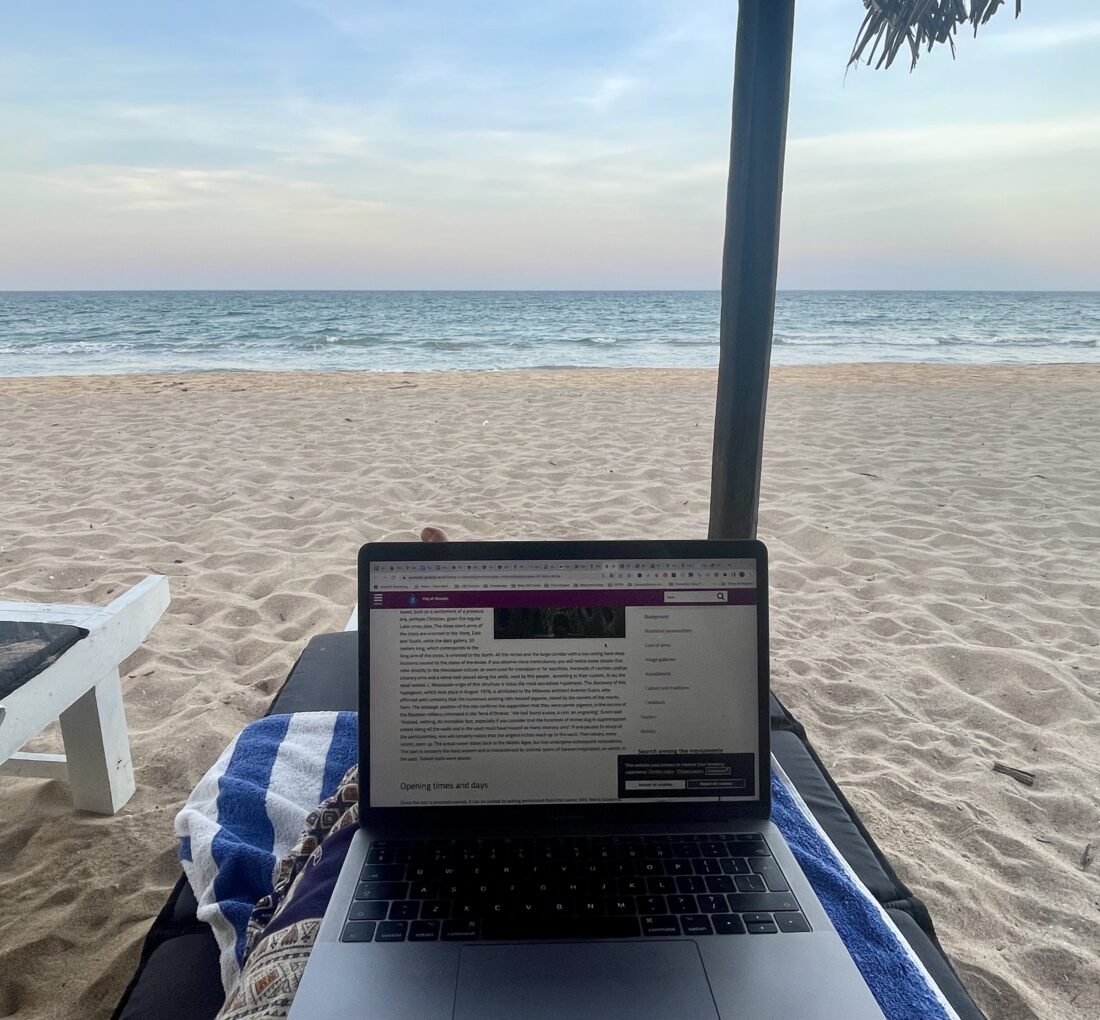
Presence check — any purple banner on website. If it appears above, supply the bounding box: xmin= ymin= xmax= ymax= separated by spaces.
xmin=367 ymin=588 xmax=756 ymax=610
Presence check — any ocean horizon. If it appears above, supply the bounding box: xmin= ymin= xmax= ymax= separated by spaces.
xmin=2 ymin=289 xmax=1098 ymax=377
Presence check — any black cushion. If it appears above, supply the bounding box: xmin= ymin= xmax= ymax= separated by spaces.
xmin=268 ymin=631 xmax=357 ymax=715
xmin=0 ymin=621 xmax=86 ymax=699
xmin=114 ymin=631 xmax=986 ymax=1020
xmin=116 ymin=934 xmax=225 ymax=1020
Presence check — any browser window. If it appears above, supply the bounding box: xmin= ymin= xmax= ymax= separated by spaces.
xmin=368 ymin=558 xmax=759 ymax=807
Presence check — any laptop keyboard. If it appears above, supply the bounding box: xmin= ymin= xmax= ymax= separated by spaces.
xmin=340 ymin=832 xmax=810 ymax=943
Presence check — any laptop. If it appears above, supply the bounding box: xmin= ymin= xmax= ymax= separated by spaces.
xmin=289 ymin=540 xmax=885 ymax=1020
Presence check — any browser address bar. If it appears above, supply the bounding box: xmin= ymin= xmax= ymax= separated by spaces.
xmin=663 ymin=590 xmax=728 ymax=604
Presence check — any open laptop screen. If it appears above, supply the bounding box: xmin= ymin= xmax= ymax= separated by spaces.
xmin=366 ymin=555 xmax=760 ymax=808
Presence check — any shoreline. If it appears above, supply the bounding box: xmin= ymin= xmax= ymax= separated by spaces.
xmin=1 ymin=363 xmax=1098 ymax=1019
xmin=2 ymin=359 xmax=1099 ymax=387
xmin=2 ymin=357 xmax=1099 ymax=384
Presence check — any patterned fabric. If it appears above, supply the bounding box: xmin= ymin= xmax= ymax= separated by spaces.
xmin=217 ymin=766 xmax=360 ymax=1020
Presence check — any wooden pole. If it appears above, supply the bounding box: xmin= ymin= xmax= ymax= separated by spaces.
xmin=708 ymin=0 xmax=796 ymax=539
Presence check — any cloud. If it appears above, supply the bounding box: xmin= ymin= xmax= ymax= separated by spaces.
xmin=576 ymin=75 xmax=638 ymax=112
xmin=788 ymin=116 xmax=1100 ymax=168
xmin=989 ymin=18 xmax=1100 ymax=53
xmin=46 ymin=164 xmax=387 ymax=218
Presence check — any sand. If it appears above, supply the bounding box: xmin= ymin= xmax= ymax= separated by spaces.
xmin=0 ymin=364 xmax=1097 ymax=1020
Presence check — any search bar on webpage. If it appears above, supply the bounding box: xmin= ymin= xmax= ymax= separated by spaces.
xmin=663 ymin=590 xmax=728 ymax=604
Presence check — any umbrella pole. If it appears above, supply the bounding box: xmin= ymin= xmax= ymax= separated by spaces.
xmin=708 ymin=0 xmax=796 ymax=540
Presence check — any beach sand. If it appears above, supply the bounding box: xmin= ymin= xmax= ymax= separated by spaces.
xmin=0 ymin=364 xmax=1097 ymax=1020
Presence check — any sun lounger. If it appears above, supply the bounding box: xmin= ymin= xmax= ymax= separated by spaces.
xmin=0 ymin=575 xmax=170 ymax=814
xmin=112 ymin=629 xmax=987 ymax=1020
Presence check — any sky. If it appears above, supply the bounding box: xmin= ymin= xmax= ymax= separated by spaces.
xmin=1 ymin=1 xmax=1098 ymax=291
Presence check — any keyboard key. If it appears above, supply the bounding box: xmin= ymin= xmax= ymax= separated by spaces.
xmin=605 ymin=896 xmax=635 ymax=915
xmin=747 ymin=921 xmax=778 ymax=934
xmin=638 ymin=895 xmax=666 ymax=914
xmin=681 ymin=915 xmax=714 ymax=936
xmin=375 ymin=921 xmax=408 ymax=942
xmin=366 ymin=847 xmax=396 ymax=865
xmin=676 ymin=876 xmax=706 ymax=895
xmin=728 ymin=832 xmax=765 ymax=843
xmin=361 ymin=864 xmax=403 ymax=882
xmin=453 ymin=899 xmax=478 ymax=918
xmin=775 ymin=912 xmax=812 ymax=933
xmin=349 ymin=901 xmax=388 ymax=921
xmin=641 ymin=915 xmax=680 ymax=937
xmin=704 ymin=875 xmax=735 ymax=894
xmin=421 ymin=900 xmax=451 ymax=920
xmin=388 ymin=901 xmax=419 ymax=920
xmin=441 ymin=921 xmax=480 ymax=941
xmin=356 ymin=881 xmax=407 ymax=901
xmin=341 ymin=920 xmax=376 ymax=942
xmin=741 ymin=912 xmax=773 ymax=925
xmin=735 ymin=874 xmax=767 ymax=893
xmin=727 ymin=893 xmax=800 ymax=913
xmin=699 ymin=842 xmax=728 ymax=857
xmin=409 ymin=920 xmax=440 ymax=941
xmin=648 ymin=877 xmax=676 ymax=895
xmin=698 ymin=895 xmax=725 ymax=914
xmin=482 ymin=917 xmax=641 ymax=940
xmin=750 ymin=859 xmax=790 ymax=892
xmin=720 ymin=858 xmax=751 ymax=876
xmin=667 ymin=895 xmax=697 ymax=914
xmin=712 ymin=914 xmax=746 ymax=935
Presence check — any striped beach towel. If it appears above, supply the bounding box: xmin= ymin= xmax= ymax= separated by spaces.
xmin=176 ymin=712 xmax=959 ymax=1020
xmin=174 ymin=712 xmax=356 ymax=992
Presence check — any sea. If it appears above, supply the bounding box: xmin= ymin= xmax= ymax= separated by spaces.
xmin=1 ymin=290 xmax=1097 ymax=377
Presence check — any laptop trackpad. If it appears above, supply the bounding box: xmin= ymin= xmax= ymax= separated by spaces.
xmin=453 ymin=941 xmax=719 ymax=1020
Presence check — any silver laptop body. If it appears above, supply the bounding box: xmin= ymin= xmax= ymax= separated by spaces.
xmin=290 ymin=540 xmax=884 ymax=1020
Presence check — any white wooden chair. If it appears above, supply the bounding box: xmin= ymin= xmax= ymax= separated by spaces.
xmin=0 ymin=575 xmax=170 ymax=814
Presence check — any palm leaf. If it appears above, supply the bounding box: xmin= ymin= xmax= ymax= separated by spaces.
xmin=849 ymin=0 xmax=1022 ymax=70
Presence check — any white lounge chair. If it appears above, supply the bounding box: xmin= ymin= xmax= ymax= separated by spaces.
xmin=0 ymin=575 xmax=170 ymax=814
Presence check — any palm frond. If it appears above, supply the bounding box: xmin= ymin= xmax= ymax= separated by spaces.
xmin=849 ymin=0 xmax=1021 ymax=71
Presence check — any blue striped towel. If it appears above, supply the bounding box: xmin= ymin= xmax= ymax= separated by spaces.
xmin=176 ymin=712 xmax=959 ymax=1020
xmin=174 ymin=712 xmax=357 ymax=992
